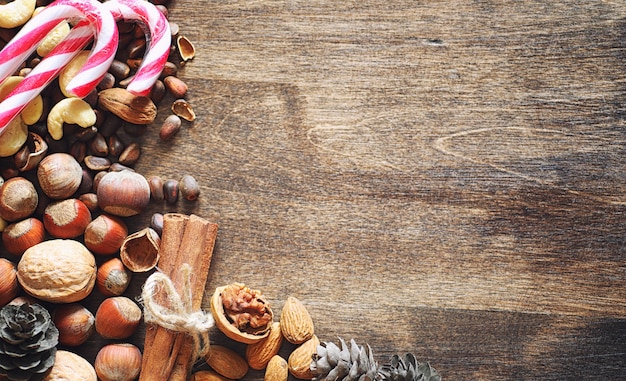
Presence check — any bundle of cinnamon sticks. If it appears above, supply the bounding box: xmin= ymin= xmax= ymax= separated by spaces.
xmin=139 ymin=213 xmax=218 ymax=381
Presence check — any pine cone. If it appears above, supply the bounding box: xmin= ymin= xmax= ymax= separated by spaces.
xmin=311 ymin=338 xmax=378 ymax=381
xmin=377 ymin=353 xmax=441 ymax=381
xmin=0 ymin=303 xmax=59 ymax=381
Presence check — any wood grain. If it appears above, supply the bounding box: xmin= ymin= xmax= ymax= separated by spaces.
xmin=4 ymin=0 xmax=626 ymax=380
xmin=137 ymin=1 xmax=626 ymax=379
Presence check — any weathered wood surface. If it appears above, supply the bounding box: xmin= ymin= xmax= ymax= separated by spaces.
xmin=132 ymin=0 xmax=626 ymax=379
xmin=45 ymin=0 xmax=626 ymax=380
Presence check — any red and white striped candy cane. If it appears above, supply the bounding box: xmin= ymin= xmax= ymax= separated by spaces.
xmin=0 ymin=20 xmax=94 ymax=132
xmin=0 ymin=0 xmax=118 ymax=93
xmin=104 ymin=0 xmax=172 ymax=96
xmin=0 ymin=0 xmax=118 ymax=136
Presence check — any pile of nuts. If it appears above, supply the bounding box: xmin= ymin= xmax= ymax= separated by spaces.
xmin=0 ymin=0 xmax=201 ymax=379
xmin=196 ymin=283 xmax=319 ymax=381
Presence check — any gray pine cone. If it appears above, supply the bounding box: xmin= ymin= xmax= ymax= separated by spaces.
xmin=0 ymin=303 xmax=59 ymax=381
xmin=377 ymin=353 xmax=441 ymax=381
xmin=311 ymin=338 xmax=378 ymax=381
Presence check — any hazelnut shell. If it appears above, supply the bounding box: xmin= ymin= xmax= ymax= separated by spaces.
xmin=119 ymin=227 xmax=160 ymax=272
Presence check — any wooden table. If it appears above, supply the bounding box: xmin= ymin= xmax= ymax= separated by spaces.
xmin=8 ymin=0 xmax=625 ymax=380
xmin=129 ymin=1 xmax=626 ymax=379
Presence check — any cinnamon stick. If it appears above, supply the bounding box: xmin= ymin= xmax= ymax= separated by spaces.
xmin=139 ymin=213 xmax=218 ymax=381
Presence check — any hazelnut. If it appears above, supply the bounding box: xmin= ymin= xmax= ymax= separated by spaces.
xmin=94 ymin=343 xmax=142 ymax=381
xmin=2 ymin=217 xmax=45 ymax=256
xmin=43 ymin=198 xmax=92 ymax=238
xmin=96 ymin=170 xmax=150 ymax=217
xmin=84 ymin=214 xmax=128 ymax=255
xmin=119 ymin=227 xmax=161 ymax=272
xmin=17 ymin=239 xmax=96 ymax=303
xmin=0 ymin=258 xmax=19 ymax=307
xmin=79 ymin=192 xmax=99 ymax=212
xmin=0 ymin=177 xmax=38 ymax=221
xmin=37 ymin=153 xmax=83 ymax=199
xmin=53 ymin=303 xmax=95 ymax=346
xmin=43 ymin=350 xmax=97 ymax=381
xmin=95 ymin=296 xmax=142 ymax=339
xmin=96 ymin=257 xmax=132 ymax=296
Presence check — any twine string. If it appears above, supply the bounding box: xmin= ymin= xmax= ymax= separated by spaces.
xmin=141 ymin=263 xmax=214 ymax=357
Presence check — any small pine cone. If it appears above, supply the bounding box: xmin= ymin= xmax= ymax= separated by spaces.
xmin=377 ymin=353 xmax=440 ymax=381
xmin=311 ymin=337 xmax=378 ymax=381
xmin=0 ymin=303 xmax=59 ymax=381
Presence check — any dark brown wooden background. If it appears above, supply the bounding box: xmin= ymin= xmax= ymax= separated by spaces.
xmin=23 ymin=0 xmax=626 ymax=380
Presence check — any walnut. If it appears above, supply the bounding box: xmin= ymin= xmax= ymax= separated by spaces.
xmin=210 ymin=283 xmax=273 ymax=344
xmin=16 ymin=239 xmax=96 ymax=303
xmin=221 ymin=284 xmax=272 ymax=331
xmin=43 ymin=350 xmax=97 ymax=381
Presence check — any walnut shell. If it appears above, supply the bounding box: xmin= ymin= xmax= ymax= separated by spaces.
xmin=17 ymin=239 xmax=96 ymax=303
xmin=43 ymin=350 xmax=97 ymax=381
xmin=210 ymin=284 xmax=273 ymax=344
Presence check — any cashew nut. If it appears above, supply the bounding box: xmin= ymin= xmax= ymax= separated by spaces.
xmin=58 ymin=50 xmax=90 ymax=98
xmin=0 ymin=117 xmax=28 ymax=157
xmin=47 ymin=98 xmax=97 ymax=140
xmin=0 ymin=0 xmax=36 ymax=29
xmin=0 ymin=76 xmax=43 ymax=125
xmin=37 ymin=21 xmax=71 ymax=57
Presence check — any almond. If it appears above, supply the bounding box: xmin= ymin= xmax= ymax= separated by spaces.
xmin=246 ymin=322 xmax=284 ymax=370
xmin=191 ymin=370 xmax=232 ymax=381
xmin=288 ymin=335 xmax=319 ymax=380
xmin=264 ymin=355 xmax=288 ymax=381
xmin=280 ymin=296 xmax=314 ymax=344
xmin=98 ymin=88 xmax=157 ymax=124
xmin=205 ymin=345 xmax=249 ymax=379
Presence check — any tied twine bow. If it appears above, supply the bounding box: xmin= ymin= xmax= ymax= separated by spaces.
xmin=141 ymin=264 xmax=214 ymax=358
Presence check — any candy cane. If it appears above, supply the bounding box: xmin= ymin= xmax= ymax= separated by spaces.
xmin=0 ymin=0 xmax=118 ymax=135
xmin=104 ymin=0 xmax=171 ymax=96
xmin=0 ymin=0 xmax=118 ymax=92
xmin=0 ymin=0 xmax=171 ymax=136
xmin=0 ymin=20 xmax=94 ymax=132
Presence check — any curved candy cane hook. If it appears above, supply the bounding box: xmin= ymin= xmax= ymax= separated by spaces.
xmin=104 ymin=0 xmax=171 ymax=96
xmin=0 ymin=0 xmax=172 ymax=137
xmin=0 ymin=0 xmax=118 ymax=135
